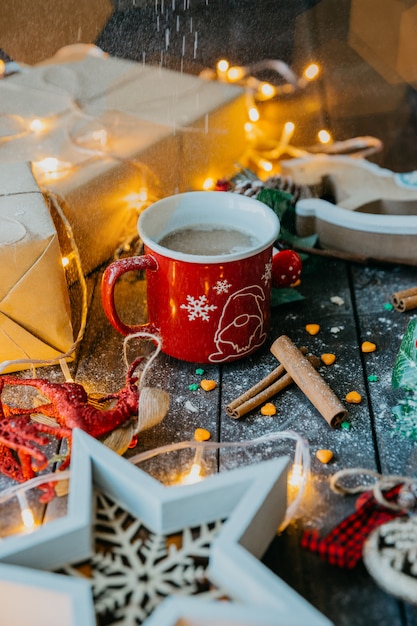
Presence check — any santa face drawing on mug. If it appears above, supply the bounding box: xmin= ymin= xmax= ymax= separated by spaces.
xmin=208 ymin=284 xmax=267 ymax=363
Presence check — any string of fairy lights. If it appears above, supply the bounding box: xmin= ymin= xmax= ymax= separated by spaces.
xmin=197 ymin=58 xmax=324 ymax=188
xmin=0 ymin=431 xmax=310 ymax=536
xmin=0 ymin=50 xmax=381 ymax=541
xmin=0 ymin=332 xmax=312 ymax=537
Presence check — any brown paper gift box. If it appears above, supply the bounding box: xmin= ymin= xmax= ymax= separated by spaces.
xmin=0 ymin=50 xmax=247 ymax=275
xmin=0 ymin=162 xmax=74 ymax=373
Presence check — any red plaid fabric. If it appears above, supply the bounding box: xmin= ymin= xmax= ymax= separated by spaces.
xmin=300 ymin=485 xmax=404 ymax=568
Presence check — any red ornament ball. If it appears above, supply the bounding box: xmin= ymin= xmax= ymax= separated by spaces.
xmin=214 ymin=178 xmax=231 ymax=191
xmin=272 ymin=250 xmax=302 ymax=287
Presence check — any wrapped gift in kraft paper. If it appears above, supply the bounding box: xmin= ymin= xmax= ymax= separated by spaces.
xmin=0 ymin=162 xmax=74 ymax=373
xmin=0 ymin=47 xmax=247 ymax=275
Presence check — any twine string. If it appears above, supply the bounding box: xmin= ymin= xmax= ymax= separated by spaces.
xmin=122 ymin=331 xmax=163 ymax=390
xmin=123 ymin=332 xmax=167 ymax=435
xmin=330 ymin=467 xmax=416 ymax=512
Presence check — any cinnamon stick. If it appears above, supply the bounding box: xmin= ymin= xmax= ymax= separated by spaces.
xmin=270 ymin=335 xmax=347 ymax=428
xmin=226 ymin=371 xmax=293 ymax=418
xmin=391 ymin=287 xmax=417 ymax=312
xmin=226 ymin=350 xmax=319 ymax=419
xmin=226 ymin=347 xmax=307 ymax=417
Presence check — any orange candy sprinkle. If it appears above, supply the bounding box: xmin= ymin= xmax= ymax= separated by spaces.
xmin=194 ymin=428 xmax=211 ymax=441
xmin=316 ymin=449 xmax=333 ymax=464
xmin=361 ymin=341 xmax=377 ymax=353
xmin=260 ymin=402 xmax=277 ymax=416
xmin=321 ymin=353 xmax=336 ymax=365
xmin=345 ymin=390 xmax=362 ymax=404
xmin=200 ymin=379 xmax=217 ymax=391
xmin=305 ymin=323 xmax=320 ymax=335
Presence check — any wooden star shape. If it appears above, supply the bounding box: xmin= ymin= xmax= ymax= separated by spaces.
xmin=0 ymin=429 xmax=332 ymax=625
xmin=0 ymin=562 xmax=95 ymax=626
xmin=145 ymin=595 xmax=289 ymax=626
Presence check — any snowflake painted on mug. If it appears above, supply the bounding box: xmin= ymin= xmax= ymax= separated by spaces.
xmin=180 ymin=294 xmax=218 ymax=321
xmin=213 ymin=279 xmax=232 ymax=295
xmin=262 ymin=259 xmax=273 ymax=286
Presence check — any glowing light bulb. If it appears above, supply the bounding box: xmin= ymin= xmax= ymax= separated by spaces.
xmin=284 ymin=121 xmax=295 ymax=135
xmin=304 ymin=63 xmax=320 ymax=80
xmin=259 ymin=159 xmax=273 ymax=173
xmin=177 ymin=444 xmax=205 ymax=486
xmin=202 ymin=177 xmax=215 ymax=191
xmin=288 ymin=463 xmax=304 ymax=489
xmin=37 ymin=157 xmax=59 ymax=171
xmin=29 ymin=118 xmax=47 ymax=133
xmin=259 ymin=82 xmax=275 ymax=99
xmin=181 ymin=463 xmax=203 ymax=485
xmin=227 ymin=66 xmax=245 ymax=82
xmin=216 ymin=59 xmax=229 ymax=73
xmin=277 ymin=121 xmax=295 ymax=155
xmin=61 ymin=252 xmax=75 ymax=268
xmin=17 ymin=492 xmax=36 ymax=532
xmin=318 ymin=129 xmax=332 ymax=144
xmin=0 ymin=59 xmax=4 ymax=76
xmin=248 ymin=107 xmax=260 ymax=122
xmin=33 ymin=157 xmax=72 ymax=181
xmin=137 ymin=188 xmax=148 ymax=202
xmin=124 ymin=188 xmax=149 ymax=209
xmin=21 ymin=507 xmax=35 ymax=531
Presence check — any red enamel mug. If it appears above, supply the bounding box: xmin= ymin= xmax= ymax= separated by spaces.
xmin=102 ymin=191 xmax=280 ymax=363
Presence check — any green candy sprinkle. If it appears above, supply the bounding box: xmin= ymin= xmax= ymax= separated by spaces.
xmin=340 ymin=421 xmax=351 ymax=430
xmin=195 ymin=368 xmax=205 ymax=375
xmin=383 ymin=302 xmax=394 ymax=311
xmin=188 ymin=383 xmax=200 ymax=391
xmin=368 ymin=374 xmax=378 ymax=382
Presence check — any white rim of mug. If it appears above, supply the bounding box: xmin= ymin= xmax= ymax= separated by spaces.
xmin=137 ymin=191 xmax=280 ymax=264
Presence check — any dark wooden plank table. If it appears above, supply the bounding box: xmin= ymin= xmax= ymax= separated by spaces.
xmin=4 ymin=246 xmax=416 ymax=626
xmin=66 ymin=239 xmax=417 ymax=626
xmin=1 ymin=1 xmax=417 ymax=624
xmin=94 ymin=2 xmax=417 ymax=621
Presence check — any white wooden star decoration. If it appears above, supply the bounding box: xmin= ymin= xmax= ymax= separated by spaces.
xmin=145 ymin=595 xmax=289 ymax=626
xmin=0 ymin=562 xmax=95 ymax=626
xmin=0 ymin=429 xmax=333 ymax=625
xmin=60 ymin=490 xmax=224 ymax=624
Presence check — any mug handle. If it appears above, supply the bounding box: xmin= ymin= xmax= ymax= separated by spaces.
xmin=101 ymin=255 xmax=159 ymax=336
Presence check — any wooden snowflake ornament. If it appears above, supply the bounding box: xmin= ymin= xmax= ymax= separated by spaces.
xmin=363 ymin=516 xmax=417 ymax=605
xmin=69 ymin=430 xmax=332 ymax=625
xmin=61 ymin=491 xmax=223 ymax=625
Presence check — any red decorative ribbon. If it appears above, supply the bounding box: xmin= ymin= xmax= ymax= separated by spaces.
xmin=301 ymin=484 xmax=405 ymax=568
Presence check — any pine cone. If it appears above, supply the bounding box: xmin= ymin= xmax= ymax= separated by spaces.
xmin=232 ymin=178 xmax=264 ymax=197
xmin=231 ymin=174 xmax=315 ymax=204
